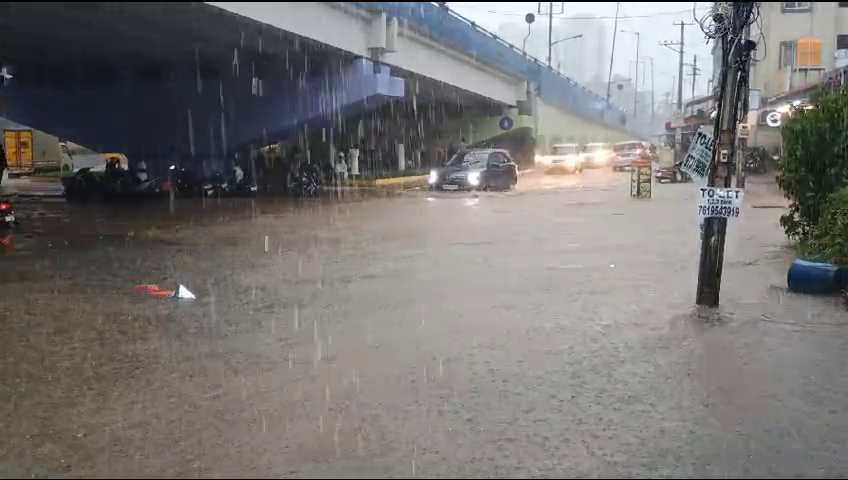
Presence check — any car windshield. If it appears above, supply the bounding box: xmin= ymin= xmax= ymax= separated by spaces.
xmin=584 ymin=144 xmax=607 ymax=152
xmin=445 ymin=151 xmax=484 ymax=167
xmin=552 ymin=145 xmax=578 ymax=155
xmin=614 ymin=142 xmax=642 ymax=152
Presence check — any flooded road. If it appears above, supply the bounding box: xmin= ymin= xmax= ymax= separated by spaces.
xmin=2 ymin=170 xmax=848 ymax=478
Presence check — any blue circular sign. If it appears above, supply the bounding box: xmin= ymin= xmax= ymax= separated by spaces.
xmin=499 ymin=116 xmax=514 ymax=131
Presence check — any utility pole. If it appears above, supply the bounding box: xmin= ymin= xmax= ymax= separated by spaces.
xmin=621 ymin=30 xmax=641 ymax=117
xmin=649 ymin=57 xmax=655 ymax=126
xmin=695 ymin=2 xmax=756 ymax=306
xmin=605 ymin=2 xmax=621 ymax=109
xmin=688 ymin=55 xmax=701 ymax=99
xmin=547 ymin=2 xmax=554 ymax=67
xmin=661 ymin=21 xmax=692 ymax=162
xmin=634 ymin=32 xmax=641 ymax=116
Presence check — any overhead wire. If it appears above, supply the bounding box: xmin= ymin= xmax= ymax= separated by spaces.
xmin=453 ymin=5 xmax=711 ymax=21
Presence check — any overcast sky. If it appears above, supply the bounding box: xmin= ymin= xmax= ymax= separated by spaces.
xmin=448 ymin=2 xmax=715 ymax=102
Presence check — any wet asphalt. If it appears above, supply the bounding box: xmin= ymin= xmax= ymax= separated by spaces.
xmin=2 ymin=170 xmax=848 ymax=478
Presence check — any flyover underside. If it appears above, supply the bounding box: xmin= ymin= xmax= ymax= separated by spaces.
xmin=0 ymin=2 xmax=393 ymax=170
xmin=0 ymin=2 xmax=511 ymax=177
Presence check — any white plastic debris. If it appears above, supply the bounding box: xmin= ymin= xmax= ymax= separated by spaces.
xmin=174 ymin=284 xmax=196 ymax=300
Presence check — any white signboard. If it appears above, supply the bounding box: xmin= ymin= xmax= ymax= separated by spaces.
xmin=681 ymin=127 xmax=715 ymax=183
xmin=697 ymin=187 xmax=744 ymax=220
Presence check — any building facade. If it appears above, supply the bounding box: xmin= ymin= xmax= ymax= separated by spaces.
xmin=749 ymin=1 xmax=848 ymax=99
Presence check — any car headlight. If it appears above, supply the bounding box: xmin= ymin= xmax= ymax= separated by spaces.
xmin=468 ymin=171 xmax=481 ymax=186
xmin=565 ymin=157 xmax=576 ymax=168
xmin=428 ymin=170 xmax=438 ymax=184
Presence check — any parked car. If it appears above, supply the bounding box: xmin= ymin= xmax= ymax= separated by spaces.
xmin=612 ymin=141 xmax=658 ymax=171
xmin=429 ymin=148 xmax=518 ymax=191
xmin=537 ymin=143 xmax=584 ymax=174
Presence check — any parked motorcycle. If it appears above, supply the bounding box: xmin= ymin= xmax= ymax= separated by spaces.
xmin=63 ymin=166 xmax=162 ymax=200
xmin=287 ymin=163 xmax=322 ymax=198
xmin=743 ymin=147 xmax=769 ymax=174
xmin=168 ymin=165 xmax=204 ymax=197
xmin=201 ymin=172 xmax=258 ymax=198
xmin=0 ymin=199 xmax=17 ymax=227
xmin=654 ymin=162 xmax=692 ymax=184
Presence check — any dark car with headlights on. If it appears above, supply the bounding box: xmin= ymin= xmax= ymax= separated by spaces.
xmin=429 ymin=149 xmax=518 ymax=192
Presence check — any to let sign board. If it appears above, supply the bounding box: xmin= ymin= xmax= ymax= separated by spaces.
xmin=681 ymin=127 xmax=715 ymax=183
xmin=697 ymin=187 xmax=743 ymax=220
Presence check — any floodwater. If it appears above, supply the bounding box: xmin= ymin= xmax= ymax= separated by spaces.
xmin=2 ymin=170 xmax=848 ymax=478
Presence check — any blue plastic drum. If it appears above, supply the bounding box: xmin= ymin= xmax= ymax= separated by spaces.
xmin=787 ymin=259 xmax=844 ymax=294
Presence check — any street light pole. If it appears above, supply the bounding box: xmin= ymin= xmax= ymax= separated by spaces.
xmin=550 ymin=34 xmax=583 ymax=47
xmin=547 ymin=1 xmax=554 ymax=67
xmin=549 ymin=34 xmax=583 ymax=75
xmin=621 ymin=30 xmax=641 ymax=117
xmin=649 ymin=57 xmax=655 ymax=126
xmin=605 ymin=2 xmax=621 ymax=109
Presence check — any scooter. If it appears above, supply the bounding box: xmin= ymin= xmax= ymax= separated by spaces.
xmin=287 ymin=163 xmax=321 ymax=197
xmin=201 ymin=172 xmax=258 ymax=198
xmin=654 ymin=162 xmax=692 ymax=184
xmin=0 ymin=199 xmax=16 ymax=226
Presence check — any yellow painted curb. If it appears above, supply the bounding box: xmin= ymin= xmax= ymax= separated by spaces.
xmin=375 ymin=175 xmax=428 ymax=187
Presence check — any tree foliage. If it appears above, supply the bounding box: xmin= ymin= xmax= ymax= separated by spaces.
xmin=777 ymin=86 xmax=848 ymax=239
xmin=808 ymin=186 xmax=848 ymax=265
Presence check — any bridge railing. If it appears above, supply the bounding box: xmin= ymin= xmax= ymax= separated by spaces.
xmin=346 ymin=2 xmax=633 ymax=134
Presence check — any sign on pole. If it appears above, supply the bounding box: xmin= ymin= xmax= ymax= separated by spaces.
xmin=697 ymin=187 xmax=743 ymax=220
xmin=680 ymin=126 xmax=715 ymax=184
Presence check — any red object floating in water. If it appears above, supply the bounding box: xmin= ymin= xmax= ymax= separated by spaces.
xmin=134 ymin=284 xmax=176 ymax=297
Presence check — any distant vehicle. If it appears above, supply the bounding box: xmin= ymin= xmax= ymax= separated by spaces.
xmin=654 ymin=162 xmax=691 ymax=184
xmin=62 ymin=160 xmax=163 ymax=201
xmin=581 ymin=142 xmax=614 ymax=168
xmin=612 ymin=141 xmax=657 ymax=171
xmin=3 ymin=129 xmax=73 ymax=174
xmin=429 ymin=148 xmax=518 ymax=191
xmin=537 ymin=143 xmax=584 ymax=174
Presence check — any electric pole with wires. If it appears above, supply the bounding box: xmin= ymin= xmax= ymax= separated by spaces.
xmin=661 ymin=21 xmax=692 ymax=164
xmin=686 ymin=55 xmax=701 ymax=99
xmin=694 ymin=1 xmax=758 ymax=306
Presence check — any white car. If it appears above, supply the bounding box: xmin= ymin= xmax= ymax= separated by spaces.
xmin=580 ymin=143 xmax=614 ymax=168
xmin=537 ymin=143 xmax=583 ymax=174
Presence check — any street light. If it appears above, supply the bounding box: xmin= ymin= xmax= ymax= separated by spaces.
xmin=550 ymin=34 xmax=583 ymax=73
xmin=522 ymin=13 xmax=536 ymax=54
xmin=550 ymin=33 xmax=583 ymax=47
xmin=620 ymin=29 xmax=641 ymax=117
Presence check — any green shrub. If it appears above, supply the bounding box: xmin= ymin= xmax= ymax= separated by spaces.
xmin=777 ymin=85 xmax=848 ymax=239
xmin=808 ymin=186 xmax=848 ymax=265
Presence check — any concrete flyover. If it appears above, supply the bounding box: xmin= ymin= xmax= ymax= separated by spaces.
xmin=0 ymin=2 xmax=643 ymax=179
xmin=207 ymin=2 xmax=644 ymax=146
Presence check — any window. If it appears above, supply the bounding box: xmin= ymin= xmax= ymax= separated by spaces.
xmin=782 ymin=2 xmax=812 ymax=12
xmin=838 ymin=35 xmax=848 ymax=51
xmin=840 ymin=2 xmax=848 ymax=7
xmin=780 ymin=41 xmax=797 ymax=69
xmin=487 ymin=153 xmax=507 ymax=168
xmin=797 ymin=38 xmax=823 ymax=68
